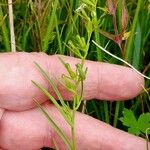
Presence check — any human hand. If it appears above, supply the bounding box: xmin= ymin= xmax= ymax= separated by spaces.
xmin=0 ymin=52 xmax=148 ymax=150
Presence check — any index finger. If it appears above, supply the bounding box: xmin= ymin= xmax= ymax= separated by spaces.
xmin=0 ymin=52 xmax=144 ymax=111
xmin=50 ymin=55 xmax=144 ymax=100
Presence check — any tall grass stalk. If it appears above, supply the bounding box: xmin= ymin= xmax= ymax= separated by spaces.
xmin=8 ymin=0 xmax=16 ymax=52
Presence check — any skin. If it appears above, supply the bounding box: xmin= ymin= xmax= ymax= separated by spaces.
xmin=0 ymin=52 xmax=149 ymax=150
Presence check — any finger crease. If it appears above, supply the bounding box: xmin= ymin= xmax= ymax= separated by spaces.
xmin=0 ymin=108 xmax=5 ymax=125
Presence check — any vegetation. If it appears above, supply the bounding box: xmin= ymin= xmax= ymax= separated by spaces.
xmin=0 ymin=0 xmax=150 ymax=149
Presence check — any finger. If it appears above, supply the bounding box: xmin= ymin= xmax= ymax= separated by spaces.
xmin=0 ymin=103 xmax=148 ymax=150
xmin=0 ymin=52 xmax=144 ymax=111
xmin=50 ymin=55 xmax=144 ymax=101
xmin=0 ymin=52 xmax=49 ymax=111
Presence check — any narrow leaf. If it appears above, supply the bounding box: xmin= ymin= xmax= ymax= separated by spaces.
xmin=32 ymin=80 xmax=72 ymax=126
xmin=34 ymin=99 xmax=72 ymax=150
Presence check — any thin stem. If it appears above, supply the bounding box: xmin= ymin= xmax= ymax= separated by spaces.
xmin=80 ymin=81 xmax=86 ymax=113
xmin=81 ymin=31 xmax=92 ymax=113
xmin=71 ymin=110 xmax=76 ymax=150
xmin=146 ymin=128 xmax=150 ymax=150
xmin=113 ymin=101 xmax=121 ymax=127
xmin=8 ymin=0 xmax=16 ymax=52
xmin=103 ymin=101 xmax=109 ymax=123
xmin=92 ymin=40 xmax=150 ymax=80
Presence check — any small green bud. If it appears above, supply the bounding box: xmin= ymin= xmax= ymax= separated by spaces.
xmin=65 ymin=63 xmax=76 ymax=79
xmin=76 ymin=64 xmax=87 ymax=80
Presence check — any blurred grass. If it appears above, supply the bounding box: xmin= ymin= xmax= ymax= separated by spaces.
xmin=0 ymin=0 xmax=150 ymax=139
xmin=0 ymin=4 xmax=10 ymax=51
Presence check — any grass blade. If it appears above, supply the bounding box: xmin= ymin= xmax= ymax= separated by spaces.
xmin=34 ymin=62 xmax=69 ymax=110
xmin=42 ymin=0 xmax=59 ymax=52
xmin=124 ymin=0 xmax=142 ymax=62
xmin=34 ymin=99 xmax=72 ymax=150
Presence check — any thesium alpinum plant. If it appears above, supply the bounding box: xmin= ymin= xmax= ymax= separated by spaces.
xmin=32 ymin=1 xmax=98 ymax=149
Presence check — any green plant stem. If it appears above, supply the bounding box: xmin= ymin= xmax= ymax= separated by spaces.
xmin=99 ymin=102 xmax=104 ymax=121
xmin=91 ymin=101 xmax=101 ymax=120
xmin=113 ymin=101 xmax=121 ymax=127
xmin=76 ymin=81 xmax=84 ymax=110
xmin=103 ymin=101 xmax=109 ymax=123
xmin=71 ymin=110 xmax=76 ymax=150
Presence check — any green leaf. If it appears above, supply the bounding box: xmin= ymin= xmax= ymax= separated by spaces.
xmin=76 ymin=64 xmax=87 ymax=80
xmin=120 ymin=108 xmax=140 ymax=135
xmin=59 ymin=57 xmax=76 ymax=79
xmin=67 ymin=40 xmax=82 ymax=58
xmin=120 ymin=108 xmax=137 ymax=127
xmin=132 ymin=19 xmax=142 ymax=70
xmin=82 ymin=0 xmax=95 ymax=7
xmin=120 ymin=109 xmax=150 ymax=136
xmin=62 ymin=75 xmax=76 ymax=94
xmin=128 ymin=126 xmax=140 ymax=136
xmin=138 ymin=113 xmax=150 ymax=134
